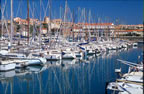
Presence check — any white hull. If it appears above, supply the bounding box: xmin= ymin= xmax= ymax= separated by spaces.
xmin=15 ymin=58 xmax=47 ymax=68
xmin=107 ymin=82 xmax=143 ymax=94
xmin=22 ymin=58 xmax=46 ymax=66
xmin=46 ymin=55 xmax=61 ymax=60
xmin=0 ymin=63 xmax=16 ymax=71
xmin=62 ymin=50 xmax=76 ymax=59
xmin=62 ymin=55 xmax=75 ymax=59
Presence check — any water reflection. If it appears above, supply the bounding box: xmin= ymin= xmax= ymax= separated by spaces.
xmin=0 ymin=47 xmax=143 ymax=94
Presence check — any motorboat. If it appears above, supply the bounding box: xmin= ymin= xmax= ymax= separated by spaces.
xmin=107 ymin=81 xmax=143 ymax=94
xmin=61 ymin=48 xmax=76 ymax=59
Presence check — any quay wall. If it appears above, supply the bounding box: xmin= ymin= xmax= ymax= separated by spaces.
xmin=112 ymin=36 xmax=143 ymax=42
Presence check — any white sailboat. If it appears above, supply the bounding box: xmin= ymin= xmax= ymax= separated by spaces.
xmin=23 ymin=52 xmax=47 ymax=66
xmin=0 ymin=0 xmax=17 ymax=71
xmin=61 ymin=47 xmax=76 ymax=59
xmin=0 ymin=60 xmax=16 ymax=71
xmin=44 ymin=49 xmax=62 ymax=61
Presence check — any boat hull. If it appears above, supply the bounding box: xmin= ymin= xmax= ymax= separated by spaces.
xmin=0 ymin=63 xmax=16 ymax=71
xmin=46 ymin=55 xmax=61 ymax=61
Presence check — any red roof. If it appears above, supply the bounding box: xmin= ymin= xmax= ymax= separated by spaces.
xmin=77 ymin=23 xmax=113 ymax=26
xmin=85 ymin=23 xmax=113 ymax=26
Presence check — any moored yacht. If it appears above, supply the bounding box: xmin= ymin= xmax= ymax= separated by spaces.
xmin=107 ymin=81 xmax=143 ymax=94
xmin=25 ymin=52 xmax=47 ymax=65
xmin=0 ymin=60 xmax=16 ymax=71
xmin=61 ymin=48 xmax=76 ymax=59
xmin=44 ymin=49 xmax=62 ymax=61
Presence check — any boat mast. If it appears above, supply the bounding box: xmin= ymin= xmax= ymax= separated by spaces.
xmin=1 ymin=3 xmax=4 ymax=39
xmin=60 ymin=5 xmax=62 ymax=36
xmin=0 ymin=5 xmax=1 ymax=49
xmin=39 ymin=0 xmax=42 ymax=50
xmin=27 ymin=0 xmax=30 ymax=45
xmin=49 ymin=0 xmax=52 ymax=47
xmin=32 ymin=0 xmax=35 ymax=42
xmin=98 ymin=17 xmax=100 ymax=41
xmin=64 ymin=0 xmax=68 ymax=38
xmin=10 ymin=0 xmax=13 ymax=47
xmin=84 ymin=8 xmax=88 ymax=41
xmin=72 ymin=10 xmax=74 ymax=42
xmin=77 ymin=7 xmax=80 ymax=42
xmin=88 ymin=10 xmax=91 ymax=42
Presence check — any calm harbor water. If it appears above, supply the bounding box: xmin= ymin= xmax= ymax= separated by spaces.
xmin=0 ymin=46 xmax=143 ymax=94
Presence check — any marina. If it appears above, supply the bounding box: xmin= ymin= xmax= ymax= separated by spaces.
xmin=0 ymin=44 xmax=143 ymax=94
xmin=0 ymin=0 xmax=143 ymax=94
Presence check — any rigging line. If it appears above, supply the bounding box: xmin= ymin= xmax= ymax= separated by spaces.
xmin=45 ymin=68 xmax=62 ymax=94
xmin=1 ymin=1 xmax=7 ymax=38
xmin=42 ymin=0 xmax=49 ymax=19
xmin=4 ymin=19 xmax=10 ymax=40
xmin=63 ymin=69 xmax=72 ymax=92
xmin=70 ymin=10 xmax=73 ymax=22
xmin=117 ymin=59 xmax=141 ymax=66
xmin=4 ymin=7 xmax=11 ymax=39
xmin=29 ymin=3 xmax=39 ymax=20
xmin=20 ymin=0 xmax=23 ymax=17
xmin=61 ymin=6 xmax=64 ymax=21
xmin=89 ymin=58 xmax=97 ymax=79
xmin=16 ymin=0 xmax=22 ymax=17
xmin=1 ymin=0 xmax=7 ymax=19
xmin=2 ymin=0 xmax=7 ymax=11
xmin=31 ymin=2 xmax=39 ymax=21
xmin=32 ymin=0 xmax=35 ymax=18
xmin=45 ymin=0 xmax=49 ymax=17
xmin=41 ymin=1 xmax=46 ymax=13
xmin=31 ymin=0 xmax=36 ymax=43
xmin=59 ymin=5 xmax=62 ymax=20
xmin=4 ymin=82 xmax=9 ymax=94
xmin=39 ymin=0 xmax=42 ymax=51
xmin=78 ymin=7 xmax=82 ymax=40
xmin=38 ymin=73 xmax=43 ymax=94
xmin=29 ymin=2 xmax=33 ymax=19
xmin=48 ymin=0 xmax=51 ymax=20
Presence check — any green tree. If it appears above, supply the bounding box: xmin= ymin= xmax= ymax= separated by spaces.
xmin=30 ymin=25 xmax=33 ymax=34
xmin=16 ymin=24 xmax=20 ymax=32
xmin=43 ymin=23 xmax=48 ymax=29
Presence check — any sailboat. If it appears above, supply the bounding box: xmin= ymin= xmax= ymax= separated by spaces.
xmin=0 ymin=0 xmax=17 ymax=71
xmin=20 ymin=0 xmax=47 ymax=66
xmin=0 ymin=60 xmax=16 ymax=71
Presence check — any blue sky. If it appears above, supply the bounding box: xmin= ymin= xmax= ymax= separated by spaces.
xmin=1 ymin=0 xmax=143 ymax=24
